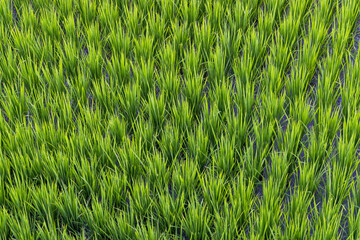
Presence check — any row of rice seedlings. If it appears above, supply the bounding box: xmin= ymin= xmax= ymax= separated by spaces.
xmin=285 ymin=0 xmax=338 ymax=101
xmin=285 ymin=0 xmax=338 ymax=200
xmin=254 ymin=1 xmax=355 ymax=238
xmin=316 ymin=0 xmax=360 ymax=110
xmin=309 ymin=3 xmax=360 ymax=215
xmin=233 ymin=0 xmax=288 ymax=90
xmin=262 ymin=0 xmax=313 ymax=95
xmin=229 ymin=0 xmax=290 ymax=186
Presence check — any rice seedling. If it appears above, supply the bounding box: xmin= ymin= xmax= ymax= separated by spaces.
xmin=1 ymin=0 xmax=360 ymax=238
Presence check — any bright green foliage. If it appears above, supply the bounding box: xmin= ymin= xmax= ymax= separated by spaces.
xmin=0 ymin=0 xmax=360 ymax=239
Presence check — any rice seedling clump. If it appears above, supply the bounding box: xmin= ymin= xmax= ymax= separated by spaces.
xmin=1 ymin=0 xmax=360 ymax=239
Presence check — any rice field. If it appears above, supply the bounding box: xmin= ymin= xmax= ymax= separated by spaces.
xmin=0 ymin=0 xmax=360 ymax=239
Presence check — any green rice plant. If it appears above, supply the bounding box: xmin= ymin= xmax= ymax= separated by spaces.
xmin=213 ymin=135 xmax=236 ymax=178
xmin=146 ymin=92 xmax=166 ymax=131
xmin=30 ymin=183 xmax=59 ymax=225
xmin=276 ymin=120 xmax=304 ymax=173
xmin=145 ymin=11 xmax=167 ymax=49
xmin=228 ymin=170 xmax=254 ymax=232
xmin=92 ymin=76 xmax=118 ymax=113
xmin=252 ymin=117 xmax=275 ymax=164
xmin=160 ymin=123 xmax=182 ymax=164
xmin=85 ymin=44 xmax=104 ymax=80
xmin=348 ymin=202 xmax=360 ymax=240
xmin=50 ymin=93 xmax=73 ymax=130
xmin=72 ymin=155 xmax=101 ymax=200
xmin=42 ymin=151 xmax=75 ymax=187
xmin=213 ymin=199 xmax=240 ymax=240
xmin=286 ymin=0 xmax=337 ymax=100
xmin=134 ymin=34 xmax=155 ymax=63
xmin=341 ymin=55 xmax=360 ymax=120
xmin=55 ymin=0 xmax=73 ymax=19
xmin=21 ymin=5 xmax=38 ymax=31
xmin=348 ymin=176 xmax=360 ymax=240
xmin=181 ymin=0 xmax=201 ymax=26
xmin=170 ymin=99 xmax=193 ymax=134
xmin=311 ymin=197 xmax=343 ymax=240
xmin=315 ymin=106 xmax=341 ymax=143
xmin=41 ymin=60 xmax=66 ymax=93
xmin=234 ymin=79 xmax=255 ymax=123
xmin=155 ymin=0 xmax=177 ymax=27
xmin=69 ymin=69 xmax=90 ymax=107
xmin=144 ymin=150 xmax=171 ymax=190
xmin=254 ymin=177 xmax=283 ymax=239
xmin=171 ymin=20 xmax=190 ymax=62
xmin=258 ymin=90 xmax=286 ymax=124
xmin=297 ymin=161 xmax=321 ymax=194
xmin=85 ymin=22 xmax=102 ymax=50
xmin=302 ymin=130 xmax=331 ymax=186
xmin=84 ymin=199 xmax=113 ymax=239
xmin=98 ymin=0 xmax=120 ymax=35
xmin=36 ymin=217 xmax=64 ymax=240
xmin=56 ymin=185 xmax=84 ymax=233
xmin=118 ymin=137 xmax=144 ymax=183
xmin=183 ymin=44 xmax=201 ymax=79
xmin=133 ymin=59 xmax=156 ymax=101
xmin=40 ymin=8 xmax=61 ymax=42
xmin=183 ymin=73 xmax=205 ymax=119
xmin=182 ymin=194 xmax=211 ymax=240
xmin=106 ymin=53 xmax=132 ymax=90
xmin=132 ymin=120 xmax=155 ymax=153
xmin=208 ymin=79 xmax=232 ymax=117
xmin=240 ymin=140 xmax=265 ymax=183
xmin=0 ymin=48 xmax=17 ymax=86
xmin=325 ymin=160 xmax=354 ymax=205
xmin=104 ymin=210 xmax=136 ymax=240
xmin=337 ymin=133 xmax=359 ymax=171
xmin=31 ymin=0 xmax=52 ymax=11
xmin=63 ymin=13 xmax=78 ymax=41
xmin=119 ymin=83 xmax=141 ymax=124
xmin=123 ymin=4 xmax=142 ymax=38
xmin=200 ymin=170 xmax=228 ymax=214
xmin=187 ymin=123 xmax=210 ymax=170
xmin=0 ymin=207 xmax=9 ymax=239
xmin=155 ymin=190 xmax=185 ymax=233
xmin=201 ymin=101 xmax=222 ymax=146
xmin=342 ymin=111 xmax=360 ymax=145
xmin=267 ymin=151 xmax=290 ymax=194
xmin=19 ymin=57 xmax=43 ymax=91
xmin=172 ymin=160 xmax=199 ymax=201
xmin=194 ymin=20 xmax=215 ymax=63
xmin=158 ymin=71 xmax=180 ymax=105
xmin=289 ymin=96 xmax=314 ymax=127
xmin=205 ymin=0 xmax=226 ymax=32
xmin=77 ymin=0 xmax=97 ymax=27
xmin=107 ymin=22 xmax=131 ymax=58
xmin=1 ymin=84 xmax=28 ymax=125
xmin=0 ymin=0 xmax=12 ymax=26
xmin=107 ymin=115 xmax=126 ymax=144
xmin=100 ymin=169 xmax=128 ymax=210
xmin=225 ymin=109 xmax=249 ymax=150
xmin=207 ymin=46 xmax=227 ymax=88
xmin=135 ymin=220 xmax=164 ymax=240
xmin=158 ymin=43 xmax=177 ymax=74
xmin=218 ymin=25 xmax=242 ymax=74
xmin=129 ymin=178 xmax=153 ymax=221
xmin=58 ymin=39 xmax=80 ymax=78
xmin=282 ymin=189 xmax=312 ymax=239
xmin=8 ymin=211 xmax=34 ymax=240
